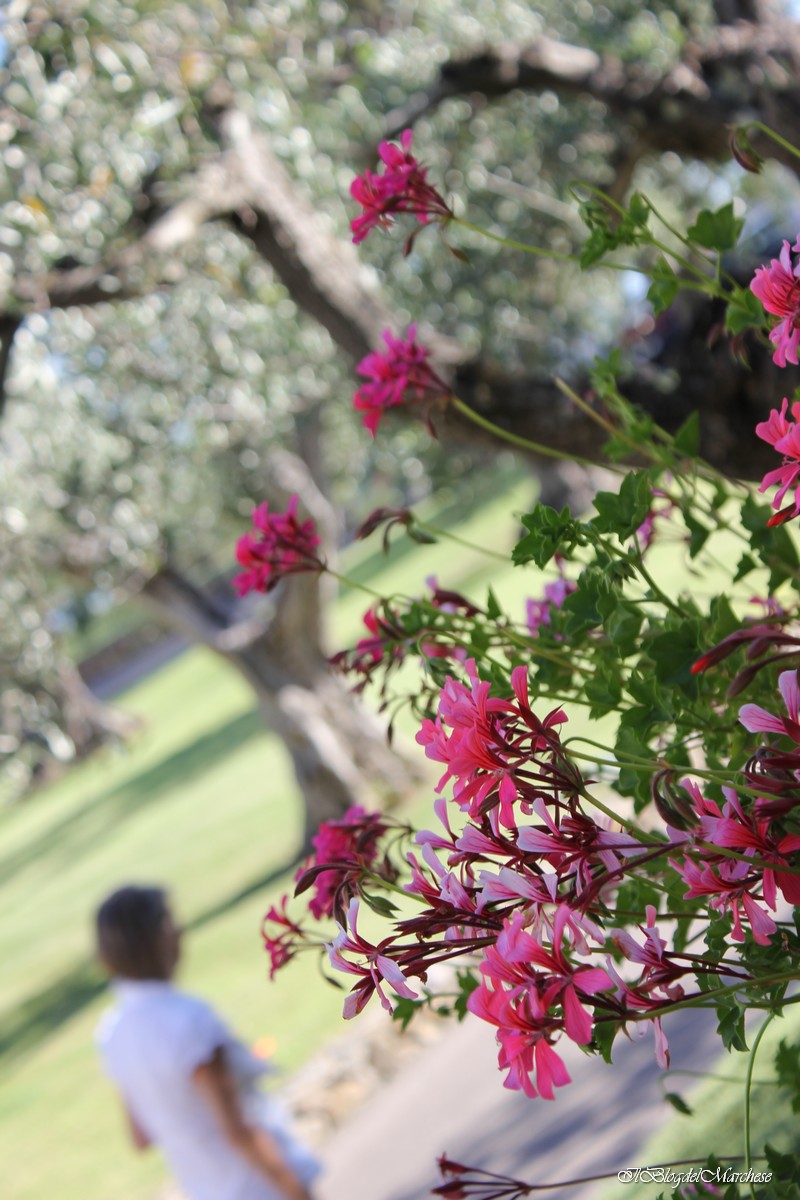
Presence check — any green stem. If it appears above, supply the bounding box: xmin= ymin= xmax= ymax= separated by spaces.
xmin=413 ymin=518 xmax=510 ymax=562
xmin=450 ymin=394 xmax=620 ymax=469
xmin=745 ymin=121 xmax=800 ymax=164
xmin=745 ymin=1012 xmax=775 ymax=1198
xmin=554 ymin=377 xmax=641 ymax=450
xmin=325 ymin=567 xmax=386 ymax=600
xmin=578 ymin=786 xmax=647 ymax=833
xmin=453 ymin=216 xmax=713 ymax=287
xmin=642 ymin=974 xmax=796 ymax=1021
xmin=649 ymin=234 xmax=717 ymax=288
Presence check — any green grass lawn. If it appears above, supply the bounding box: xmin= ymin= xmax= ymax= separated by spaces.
xmin=0 ymin=469 xmax=788 ymax=1200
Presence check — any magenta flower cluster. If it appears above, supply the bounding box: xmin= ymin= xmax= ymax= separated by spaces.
xmin=233 ymin=494 xmax=321 ymax=596
xmin=750 ymin=239 xmax=800 ymax=367
xmin=754 ymin=397 xmax=800 ymax=526
xmin=749 ymin=238 xmax=800 ymax=525
xmin=353 ymin=325 xmax=450 ymax=436
xmin=262 ymin=660 xmax=800 ymax=1102
xmin=350 ymin=129 xmax=453 ymax=246
xmin=330 ymin=579 xmax=475 ymax=691
xmin=295 ymin=805 xmax=392 ymax=921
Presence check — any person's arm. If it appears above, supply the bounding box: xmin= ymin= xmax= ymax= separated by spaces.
xmin=123 ymin=1101 xmax=151 ymax=1151
xmin=192 ymin=1048 xmax=313 ymax=1200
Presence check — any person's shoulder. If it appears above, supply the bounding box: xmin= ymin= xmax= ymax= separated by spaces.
xmin=166 ymin=987 xmax=221 ymax=1022
xmin=162 ymin=987 xmax=231 ymax=1042
xmin=94 ymin=1000 xmax=121 ymax=1051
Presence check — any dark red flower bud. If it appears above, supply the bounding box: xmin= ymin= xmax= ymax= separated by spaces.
xmin=729 ymin=126 xmax=764 ymax=174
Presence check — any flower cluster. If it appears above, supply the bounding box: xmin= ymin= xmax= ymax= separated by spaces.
xmin=330 ymin=580 xmax=476 ymax=693
xmin=750 ymin=238 xmax=800 ymax=367
xmin=415 ymin=659 xmax=578 ymax=830
xmin=350 ymin=129 xmax=453 ymax=246
xmin=295 ymin=805 xmax=395 ymax=921
xmin=525 ymin=572 xmax=577 ymax=637
xmin=353 ymin=325 xmax=450 ymax=436
xmin=266 ymin=660 xmax=798 ymax=1100
xmin=251 ymin=133 xmax=800 ymax=1159
xmin=234 ymin=495 xmax=322 ymax=596
xmin=755 ymin=398 xmax=800 ymax=526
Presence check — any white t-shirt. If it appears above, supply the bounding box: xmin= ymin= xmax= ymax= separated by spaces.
xmin=96 ymin=980 xmax=319 ymax=1200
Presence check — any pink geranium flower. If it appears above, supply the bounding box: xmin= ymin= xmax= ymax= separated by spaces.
xmin=415 ymin=660 xmax=574 ymax=831
xmin=740 ymin=668 xmax=800 ymax=743
xmin=260 ymin=896 xmax=307 ymax=979
xmin=234 ymin=495 xmax=321 ymax=595
xmin=295 ymin=805 xmax=389 ymax=921
xmin=353 ymin=325 xmax=450 ymax=436
xmin=755 ymin=398 xmax=800 ymax=526
xmin=350 ymin=129 xmax=453 ymax=246
xmin=750 ymin=238 xmax=800 ymax=366
xmin=327 ymin=900 xmax=420 ymax=1018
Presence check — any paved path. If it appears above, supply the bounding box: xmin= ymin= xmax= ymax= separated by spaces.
xmin=316 ymin=1009 xmax=720 ymax=1200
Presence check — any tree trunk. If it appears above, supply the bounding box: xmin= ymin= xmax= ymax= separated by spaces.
xmin=59 ymin=661 xmax=141 ymax=757
xmin=138 ymin=566 xmax=419 ymax=847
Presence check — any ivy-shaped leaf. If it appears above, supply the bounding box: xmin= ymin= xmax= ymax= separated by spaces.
xmin=513 ymin=505 xmax=585 ymax=568
xmin=687 ymin=202 xmax=744 ymax=252
xmin=591 ymin=470 xmax=654 ymax=539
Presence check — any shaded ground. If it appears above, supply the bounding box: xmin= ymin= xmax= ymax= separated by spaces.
xmin=314 ymin=1009 xmax=720 ymax=1200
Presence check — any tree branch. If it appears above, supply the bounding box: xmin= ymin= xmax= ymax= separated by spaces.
xmin=383 ymin=21 xmax=800 ymax=180
xmin=0 ymin=316 xmax=22 ymax=420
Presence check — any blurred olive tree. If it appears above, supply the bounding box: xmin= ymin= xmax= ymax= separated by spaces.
xmin=1 ymin=0 xmax=798 ymax=826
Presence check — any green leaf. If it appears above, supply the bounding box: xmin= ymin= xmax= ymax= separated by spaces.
xmin=647 ymin=274 xmax=679 ymax=315
xmin=604 ymin=602 xmax=644 ymax=656
xmin=584 ymin=666 xmax=623 ymax=717
xmin=734 ymin=553 xmax=758 ymax=582
xmin=683 ymin=510 xmax=711 ymax=558
xmin=591 ymin=1018 xmax=617 ymax=1064
xmin=741 ymin=494 xmax=799 ymax=589
xmin=628 ymin=192 xmax=650 ymax=227
xmin=726 ymin=284 xmax=765 ymax=335
xmin=674 ymin=411 xmax=701 ymax=457
xmin=664 ymin=1091 xmax=693 ymax=1115
xmin=775 ymin=1040 xmax=800 ymax=1113
xmin=687 ymin=202 xmax=744 ymax=252
xmin=717 ymin=1002 xmax=748 ymax=1052
xmin=392 ymin=996 xmax=424 ymax=1031
xmin=453 ymin=969 xmax=480 ymax=1021
xmin=561 ymin=567 xmax=609 ymax=636
xmin=709 ymin=593 xmax=740 ymax=640
xmin=513 ymin=505 xmax=584 ymax=569
xmin=647 ymin=623 xmax=703 ymax=695
xmin=626 ymin=671 xmax=674 ymax=723
xmin=589 ymin=349 xmax=623 ymax=397
xmin=486 ymin=586 xmax=502 ymax=622
xmin=647 ymin=256 xmax=680 ymax=314
xmin=360 ymin=890 xmax=398 ymax=918
xmin=591 ymin=470 xmax=653 ymax=539
xmin=580 ymin=226 xmax=611 ymax=268
xmin=615 ymin=722 xmax=657 ymax=808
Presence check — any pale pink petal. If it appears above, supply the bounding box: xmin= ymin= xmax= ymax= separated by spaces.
xmin=739 ymin=704 xmax=786 ymax=734
xmin=779 ymin=669 xmax=800 ymax=723
xmin=653 ymin=1017 xmax=670 ymax=1069
xmin=375 ymin=955 xmax=419 ymax=1000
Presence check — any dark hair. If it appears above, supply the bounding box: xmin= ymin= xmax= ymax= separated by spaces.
xmin=95 ymin=885 xmax=172 ymax=980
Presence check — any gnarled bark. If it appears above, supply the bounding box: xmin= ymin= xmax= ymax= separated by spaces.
xmin=138 ymin=563 xmax=419 ymax=846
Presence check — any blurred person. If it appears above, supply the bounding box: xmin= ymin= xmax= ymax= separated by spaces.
xmin=94 ymin=884 xmax=320 ymax=1200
